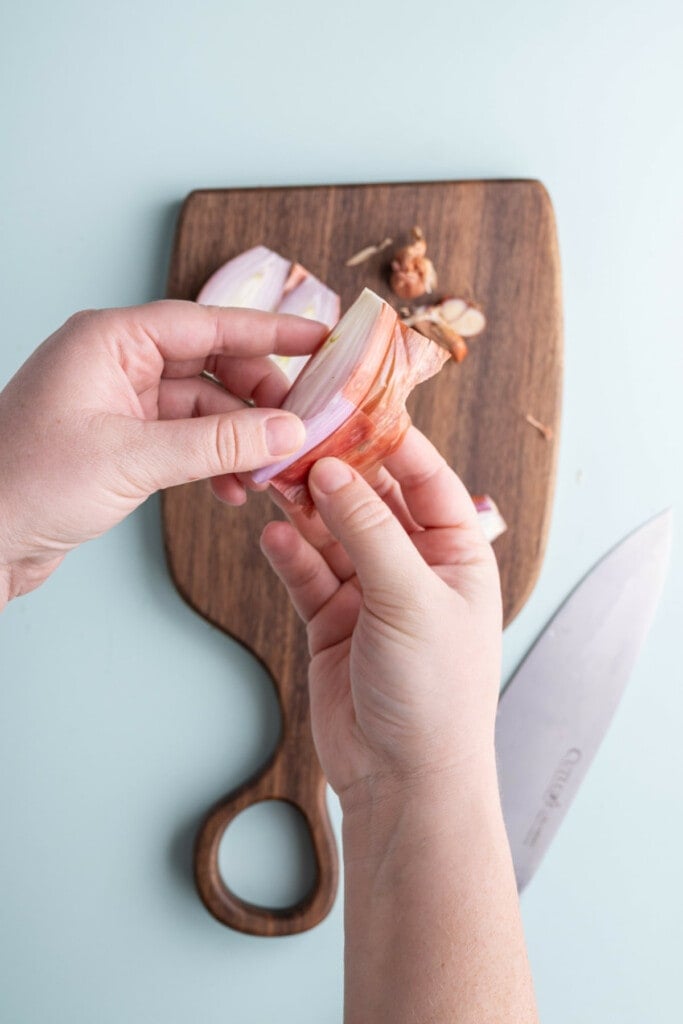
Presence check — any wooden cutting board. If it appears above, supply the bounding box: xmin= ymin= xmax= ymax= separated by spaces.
xmin=162 ymin=180 xmax=563 ymax=936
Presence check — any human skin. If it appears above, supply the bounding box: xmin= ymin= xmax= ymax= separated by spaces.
xmin=0 ymin=301 xmax=325 ymax=606
xmin=261 ymin=434 xmax=539 ymax=1024
xmin=1 ymin=307 xmax=538 ymax=1022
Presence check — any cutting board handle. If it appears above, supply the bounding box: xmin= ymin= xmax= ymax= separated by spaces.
xmin=193 ymin=748 xmax=338 ymax=936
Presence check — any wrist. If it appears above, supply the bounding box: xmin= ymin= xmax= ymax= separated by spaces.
xmin=341 ymin=755 xmax=505 ymax=863
xmin=1 ymin=490 xmax=65 ymax=607
xmin=0 ymin=531 xmax=64 ymax=606
xmin=0 ymin=554 xmax=64 ymax=607
xmin=341 ymin=756 xmax=536 ymax=1024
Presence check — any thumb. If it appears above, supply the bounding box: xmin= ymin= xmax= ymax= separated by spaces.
xmin=122 ymin=408 xmax=306 ymax=492
xmin=308 ymin=457 xmax=429 ymax=608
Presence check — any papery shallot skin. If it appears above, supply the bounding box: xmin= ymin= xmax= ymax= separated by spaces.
xmin=267 ymin=311 xmax=450 ymax=512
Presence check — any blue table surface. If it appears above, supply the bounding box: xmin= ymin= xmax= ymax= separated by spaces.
xmin=1 ymin=2 xmax=682 ymax=1021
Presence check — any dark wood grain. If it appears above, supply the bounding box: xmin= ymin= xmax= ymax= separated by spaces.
xmin=162 ymin=180 xmax=563 ymax=935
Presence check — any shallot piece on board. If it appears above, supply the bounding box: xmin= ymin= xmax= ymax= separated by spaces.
xmin=250 ymin=288 xmax=450 ymax=511
xmin=197 ymin=245 xmax=292 ymax=311
xmin=345 ymin=236 xmax=393 ymax=267
xmin=473 ymin=494 xmax=507 ymax=543
xmin=196 ymin=245 xmax=340 ymax=382
xmin=403 ymin=298 xmax=486 ymax=362
xmin=275 ymin=272 xmax=341 ymax=381
xmin=389 ymin=226 xmax=437 ymax=300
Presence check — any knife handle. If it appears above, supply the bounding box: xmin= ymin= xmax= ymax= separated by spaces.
xmin=193 ymin=745 xmax=338 ymax=936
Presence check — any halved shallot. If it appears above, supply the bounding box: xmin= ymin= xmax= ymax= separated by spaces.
xmin=197 ymin=245 xmax=340 ymax=383
xmin=472 ymin=494 xmax=507 ymax=543
xmin=197 ymin=245 xmax=292 ymax=311
xmin=275 ymin=272 xmax=341 ymax=381
xmin=198 ymin=248 xmax=502 ymax=531
xmin=251 ymin=288 xmax=450 ymax=509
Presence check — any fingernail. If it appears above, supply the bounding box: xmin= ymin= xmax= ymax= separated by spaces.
xmin=311 ymin=458 xmax=353 ymax=494
xmin=265 ymin=415 xmax=305 ymax=456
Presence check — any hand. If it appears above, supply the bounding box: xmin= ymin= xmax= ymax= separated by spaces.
xmin=265 ymin=431 xmax=536 ymax=1024
xmin=260 ymin=426 xmax=503 ymax=808
xmin=0 ymin=301 xmax=325 ymax=603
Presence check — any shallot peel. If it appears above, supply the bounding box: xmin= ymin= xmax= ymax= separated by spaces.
xmin=403 ymin=298 xmax=486 ymax=362
xmin=197 ymin=245 xmax=340 ymax=383
xmin=251 ymin=288 xmax=450 ymax=510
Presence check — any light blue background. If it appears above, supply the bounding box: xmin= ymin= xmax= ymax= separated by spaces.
xmin=1 ymin=1 xmax=682 ymax=1021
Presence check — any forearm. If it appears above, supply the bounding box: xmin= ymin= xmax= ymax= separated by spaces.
xmin=341 ymin=763 xmax=539 ymax=1024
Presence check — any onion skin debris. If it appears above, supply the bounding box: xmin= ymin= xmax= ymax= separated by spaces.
xmin=403 ymin=298 xmax=486 ymax=362
xmin=389 ymin=226 xmax=437 ymax=300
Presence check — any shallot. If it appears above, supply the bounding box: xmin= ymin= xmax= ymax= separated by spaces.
xmin=197 ymin=245 xmax=340 ymax=382
xmin=251 ymin=287 xmax=450 ymax=510
xmin=473 ymin=495 xmax=507 ymax=543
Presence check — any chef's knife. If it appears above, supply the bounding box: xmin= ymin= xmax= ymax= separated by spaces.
xmin=495 ymin=509 xmax=672 ymax=891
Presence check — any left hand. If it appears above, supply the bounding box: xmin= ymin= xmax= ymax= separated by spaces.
xmin=0 ymin=301 xmax=325 ymax=602
xmin=261 ymin=428 xmax=502 ymax=807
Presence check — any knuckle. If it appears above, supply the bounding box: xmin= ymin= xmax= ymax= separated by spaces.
xmin=371 ymin=470 xmax=398 ymax=503
xmin=290 ymin=559 xmax=320 ymax=590
xmin=212 ymin=418 xmax=240 ymax=471
xmin=401 ymin=459 xmax=447 ymax=493
xmin=64 ymin=308 xmax=102 ymax=333
xmin=344 ymin=493 xmax=392 ymax=536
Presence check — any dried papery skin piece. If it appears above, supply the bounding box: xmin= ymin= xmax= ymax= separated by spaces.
xmin=390 ymin=226 xmax=437 ymax=300
xmin=250 ymin=288 xmax=449 ymax=511
xmin=440 ymin=299 xmax=486 ymax=337
xmin=403 ymin=296 xmax=486 ymax=362
xmin=473 ymin=495 xmax=507 ymax=543
xmin=345 ymin=237 xmax=393 ymax=267
xmin=411 ymin=317 xmax=468 ymax=362
xmin=525 ymin=413 xmax=554 ymax=441
xmin=437 ymin=297 xmax=467 ymax=322
xmin=282 ymin=262 xmax=309 ymax=294
xmin=404 ymin=298 xmax=486 ymax=338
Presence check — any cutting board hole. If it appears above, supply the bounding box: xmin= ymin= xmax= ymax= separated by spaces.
xmin=218 ymin=800 xmax=317 ymax=909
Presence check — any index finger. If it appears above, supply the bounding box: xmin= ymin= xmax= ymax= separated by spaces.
xmin=122 ymin=300 xmax=328 ymax=362
xmin=382 ymin=426 xmax=480 ymax=531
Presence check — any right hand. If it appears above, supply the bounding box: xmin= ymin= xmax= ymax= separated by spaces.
xmin=260 ymin=426 xmax=503 ymax=809
xmin=0 ymin=301 xmax=324 ymax=605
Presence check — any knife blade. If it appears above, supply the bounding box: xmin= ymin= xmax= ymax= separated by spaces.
xmin=495 ymin=509 xmax=673 ymax=891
